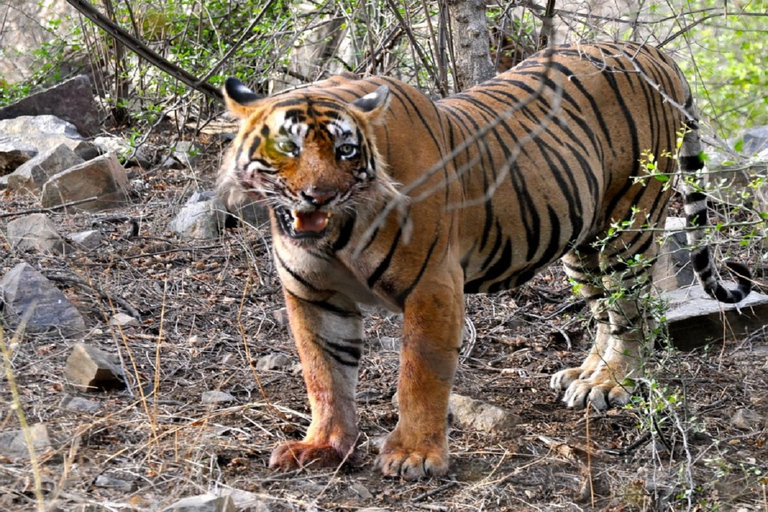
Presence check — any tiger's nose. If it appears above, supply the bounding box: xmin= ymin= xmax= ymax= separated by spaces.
xmin=301 ymin=187 xmax=337 ymax=206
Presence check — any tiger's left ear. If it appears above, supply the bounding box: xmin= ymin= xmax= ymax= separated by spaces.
xmin=350 ymin=85 xmax=391 ymax=123
xmin=223 ymin=77 xmax=262 ymax=119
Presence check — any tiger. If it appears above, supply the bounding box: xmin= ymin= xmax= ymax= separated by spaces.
xmin=217 ymin=41 xmax=752 ymax=480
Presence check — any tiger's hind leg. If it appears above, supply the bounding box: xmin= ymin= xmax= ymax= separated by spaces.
xmin=551 ymin=224 xmax=662 ymax=410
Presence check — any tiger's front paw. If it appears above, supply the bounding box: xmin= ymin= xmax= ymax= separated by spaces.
xmin=375 ymin=433 xmax=449 ymax=480
xmin=560 ymin=369 xmax=634 ymax=410
xmin=269 ymin=441 xmax=357 ymax=471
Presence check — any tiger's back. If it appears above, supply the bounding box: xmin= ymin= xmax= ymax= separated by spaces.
xmin=218 ymin=42 xmax=750 ymax=480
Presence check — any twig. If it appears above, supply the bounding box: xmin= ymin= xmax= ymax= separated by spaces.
xmin=412 ymin=480 xmax=459 ymax=503
xmin=45 ymin=273 xmax=142 ymax=321
xmin=0 ymin=196 xmax=99 ymax=218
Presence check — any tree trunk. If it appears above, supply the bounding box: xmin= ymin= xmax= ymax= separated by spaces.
xmin=445 ymin=0 xmax=495 ymax=90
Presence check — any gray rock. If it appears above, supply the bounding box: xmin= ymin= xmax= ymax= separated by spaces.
xmin=109 ymin=312 xmax=140 ymax=328
xmin=742 ymin=125 xmax=768 ymax=154
xmin=65 ymin=343 xmax=126 ymax=391
xmin=60 ymin=395 xmax=102 ymax=414
xmin=256 ymin=353 xmax=291 ymax=371
xmin=69 ymin=229 xmax=103 ymax=249
xmin=664 ymin=286 xmax=768 ymax=351
xmin=449 ymin=394 xmax=519 ymax=433
xmin=0 ymin=136 xmax=37 ymax=175
xmin=41 ymin=152 xmax=130 ymax=212
xmin=202 ymin=391 xmax=236 ymax=404
xmin=7 ymin=144 xmax=85 ymax=193
xmin=271 ymin=307 xmax=289 ymax=326
xmin=173 ymin=140 xmax=202 ymax=169
xmin=0 ymin=76 xmax=100 ymax=136
xmin=0 ymin=423 xmax=52 ymax=460
xmin=170 ymin=193 xmax=227 ymax=240
xmin=652 ymin=217 xmax=695 ymax=292
xmin=93 ymin=474 xmax=137 ymax=492
xmin=7 ymin=213 xmax=71 ymax=255
xmin=161 ymin=494 xmax=236 ymax=512
xmin=0 ymin=114 xmax=83 ymax=139
xmin=92 ymin=136 xmax=154 ymax=168
xmin=0 ymin=263 xmax=86 ymax=335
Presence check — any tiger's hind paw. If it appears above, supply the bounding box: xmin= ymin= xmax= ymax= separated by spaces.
xmin=269 ymin=441 xmax=357 ymax=471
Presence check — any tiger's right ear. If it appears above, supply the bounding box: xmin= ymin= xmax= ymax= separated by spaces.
xmin=223 ymin=77 xmax=262 ymax=119
xmin=350 ymin=85 xmax=391 ymax=124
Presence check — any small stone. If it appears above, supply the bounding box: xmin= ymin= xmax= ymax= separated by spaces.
xmin=201 ymin=391 xmax=236 ymax=404
xmin=731 ymin=408 xmax=764 ymax=430
xmin=161 ymin=494 xmax=236 ymax=512
xmin=169 ymin=193 xmax=227 ymax=240
xmin=69 ymin=230 xmax=103 ymax=250
xmin=109 ymin=313 xmax=140 ymax=328
xmin=0 ymin=423 xmax=52 ymax=460
xmin=378 ymin=336 xmax=399 ymax=351
xmin=449 ymin=394 xmax=519 ymax=433
xmin=256 ymin=353 xmax=291 ymax=371
xmin=272 ymin=308 xmax=289 ymax=326
xmin=65 ymin=343 xmax=126 ymax=391
xmin=0 ymin=136 xmax=36 ymax=175
xmin=349 ymin=482 xmax=373 ymax=500
xmin=60 ymin=395 xmax=102 ymax=414
xmin=7 ymin=213 xmax=71 ymax=255
xmin=94 ymin=475 xmax=136 ymax=492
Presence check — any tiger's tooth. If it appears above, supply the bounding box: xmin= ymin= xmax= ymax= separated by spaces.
xmin=292 ymin=210 xmax=300 ymax=230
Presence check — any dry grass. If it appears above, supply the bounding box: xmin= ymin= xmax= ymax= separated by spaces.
xmin=1 ymin=137 xmax=767 ymax=512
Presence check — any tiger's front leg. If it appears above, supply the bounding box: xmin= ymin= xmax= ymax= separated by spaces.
xmin=269 ymin=291 xmax=364 ymax=470
xmin=376 ymin=282 xmax=464 ymax=480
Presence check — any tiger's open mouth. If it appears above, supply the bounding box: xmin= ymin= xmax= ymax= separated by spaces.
xmin=275 ymin=206 xmax=331 ymax=239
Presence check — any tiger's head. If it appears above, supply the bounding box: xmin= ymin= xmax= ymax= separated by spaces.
xmin=218 ymin=78 xmax=398 ymax=244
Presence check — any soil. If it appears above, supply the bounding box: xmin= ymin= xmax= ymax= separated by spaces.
xmin=1 ymin=134 xmax=766 ymax=512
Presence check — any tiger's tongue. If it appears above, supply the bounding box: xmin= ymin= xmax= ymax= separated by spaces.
xmin=293 ymin=211 xmax=330 ymax=232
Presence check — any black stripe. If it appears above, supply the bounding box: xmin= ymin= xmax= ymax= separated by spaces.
xmin=367 ymin=227 xmax=403 ymax=289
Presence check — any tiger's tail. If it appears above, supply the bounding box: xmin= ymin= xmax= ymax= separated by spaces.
xmin=678 ymin=97 xmax=752 ymax=303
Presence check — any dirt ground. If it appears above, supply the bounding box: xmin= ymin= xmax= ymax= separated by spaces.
xmin=1 ymin=136 xmax=767 ymax=512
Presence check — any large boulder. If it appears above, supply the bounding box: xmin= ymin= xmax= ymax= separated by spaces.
xmin=41 ymin=153 xmax=130 ymax=211
xmin=0 ymin=75 xmax=100 ymax=136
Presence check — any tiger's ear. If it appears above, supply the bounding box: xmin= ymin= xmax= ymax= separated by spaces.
xmin=350 ymin=85 xmax=390 ymax=123
xmin=223 ymin=77 xmax=262 ymax=119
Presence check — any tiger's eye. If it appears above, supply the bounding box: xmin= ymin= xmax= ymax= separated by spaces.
xmin=277 ymin=140 xmax=298 ymax=154
xmin=338 ymin=143 xmax=357 ymax=158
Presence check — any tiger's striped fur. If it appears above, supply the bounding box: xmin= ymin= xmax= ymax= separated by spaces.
xmin=218 ymin=42 xmax=751 ymax=479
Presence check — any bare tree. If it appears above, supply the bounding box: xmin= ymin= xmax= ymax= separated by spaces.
xmin=445 ymin=0 xmax=495 ymax=90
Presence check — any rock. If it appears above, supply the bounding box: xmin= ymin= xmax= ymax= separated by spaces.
xmin=170 ymin=192 xmax=227 ymax=240
xmin=0 ymin=262 xmax=86 ymax=334
xmin=65 ymin=343 xmax=126 ymax=391
xmin=6 ymin=144 xmax=85 ymax=193
xmin=173 ymin=140 xmax=202 ymax=169
xmin=449 ymin=393 xmax=519 ymax=433
xmin=93 ymin=474 xmax=136 ymax=492
xmin=60 ymin=395 xmax=102 ymax=414
xmin=0 ymin=136 xmax=37 ymax=175
xmin=0 ymin=116 xmax=98 ymax=161
xmin=271 ymin=308 xmax=289 ymax=326
xmin=730 ymin=408 xmax=764 ymax=430
xmin=41 ymin=152 xmax=130 ymax=212
xmin=69 ymin=229 xmax=104 ymax=250
xmin=378 ymin=336 xmax=399 ymax=351
xmin=652 ymin=217 xmax=695 ymax=291
xmin=218 ymin=490 xmax=272 ymax=512
xmin=109 ymin=312 xmax=140 ymax=328
xmin=161 ymin=494 xmax=236 ymax=512
xmin=256 ymin=353 xmax=291 ymax=371
xmin=0 ymin=423 xmax=52 ymax=460
xmin=742 ymin=125 xmax=768 ymax=154
xmin=0 ymin=76 xmax=100 ymax=136
xmin=664 ymin=286 xmax=768 ymax=350
xmin=92 ymin=136 xmax=154 ymax=168
xmin=7 ymin=213 xmax=71 ymax=255
xmin=201 ymin=391 xmax=236 ymax=404
xmin=349 ymin=482 xmax=373 ymax=500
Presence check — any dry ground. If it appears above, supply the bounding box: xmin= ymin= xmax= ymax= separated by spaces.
xmin=1 ymin=136 xmax=767 ymax=512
